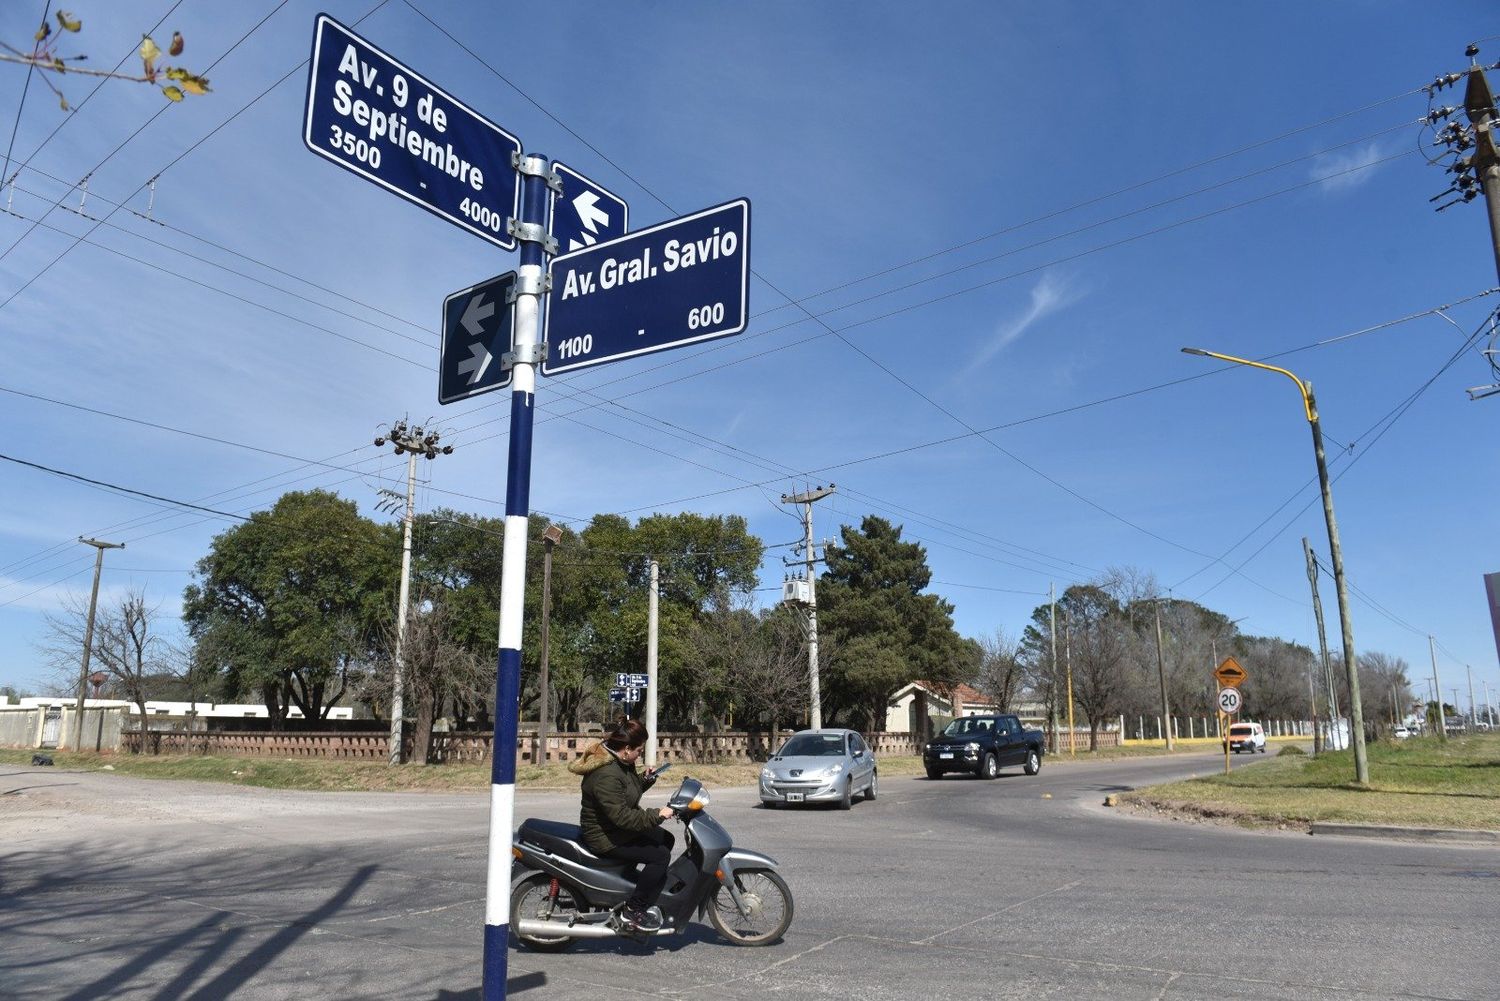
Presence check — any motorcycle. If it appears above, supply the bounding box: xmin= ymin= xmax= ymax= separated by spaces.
xmin=510 ymin=776 xmax=793 ymax=949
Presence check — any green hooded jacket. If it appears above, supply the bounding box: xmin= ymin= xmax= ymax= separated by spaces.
xmin=569 ymin=741 xmax=662 ymax=855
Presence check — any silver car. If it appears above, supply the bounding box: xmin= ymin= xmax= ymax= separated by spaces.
xmin=759 ymin=729 xmax=877 ymax=810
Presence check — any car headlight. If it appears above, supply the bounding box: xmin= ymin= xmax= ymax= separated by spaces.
xmin=828 ymin=763 xmax=843 ymax=775
xmin=760 ymin=768 xmax=773 ymax=781
xmin=966 ymin=741 xmax=980 ymax=752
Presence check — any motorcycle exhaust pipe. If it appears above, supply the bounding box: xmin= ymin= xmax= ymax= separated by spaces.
xmin=515 ymin=918 xmax=672 ymax=939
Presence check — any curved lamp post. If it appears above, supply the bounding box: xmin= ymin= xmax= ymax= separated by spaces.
xmin=1181 ymin=347 xmax=1369 ymax=784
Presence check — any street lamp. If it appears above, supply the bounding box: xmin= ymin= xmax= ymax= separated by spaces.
xmin=1181 ymin=347 xmax=1370 ymax=784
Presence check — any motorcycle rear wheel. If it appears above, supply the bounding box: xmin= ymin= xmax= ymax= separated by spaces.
xmin=511 ymin=873 xmax=580 ymax=952
xmin=708 ymin=868 xmax=793 ymax=946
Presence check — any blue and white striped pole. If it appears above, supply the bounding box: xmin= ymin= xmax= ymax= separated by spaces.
xmin=483 ymin=151 xmax=553 ymax=1001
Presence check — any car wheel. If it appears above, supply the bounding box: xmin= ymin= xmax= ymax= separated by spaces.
xmin=761 ymin=799 xmax=778 ymax=810
xmin=837 ymin=779 xmax=852 ymax=810
xmin=865 ymin=770 xmax=878 ymax=801
xmin=1023 ymin=748 xmax=1041 ymax=776
xmin=980 ymin=753 xmax=999 ymax=780
xmin=925 ymin=766 xmax=943 ymax=780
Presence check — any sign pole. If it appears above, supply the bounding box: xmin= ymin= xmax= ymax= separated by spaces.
xmin=482 ymin=151 xmax=552 ymax=1001
xmin=1222 ymin=711 xmax=1230 ymax=774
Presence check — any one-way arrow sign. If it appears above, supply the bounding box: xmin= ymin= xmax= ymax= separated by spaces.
xmin=440 ymin=271 xmax=516 ymax=404
xmin=550 ymin=162 xmax=627 ymax=253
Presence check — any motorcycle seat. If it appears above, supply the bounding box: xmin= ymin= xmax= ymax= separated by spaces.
xmin=517 ymin=819 xmax=626 ymax=870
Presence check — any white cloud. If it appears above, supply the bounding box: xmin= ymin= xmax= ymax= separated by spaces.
xmin=967 ymin=271 xmax=1083 ymax=372
xmin=1311 ymin=142 xmax=1386 ymax=193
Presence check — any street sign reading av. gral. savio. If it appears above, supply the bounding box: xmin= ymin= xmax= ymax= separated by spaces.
xmin=542 ymin=199 xmax=750 ymax=376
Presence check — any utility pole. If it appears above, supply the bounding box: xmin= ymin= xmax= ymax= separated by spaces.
xmin=72 ymin=537 xmax=124 ymax=753
xmin=1303 ymin=537 xmax=1340 ymax=749
xmin=374 ymin=419 xmax=452 ymax=765
xmin=1153 ymin=599 xmax=1173 ymax=751
xmin=1466 ymin=665 xmax=1477 ymax=730
xmin=1429 ymin=635 xmax=1448 ymax=740
xmin=1064 ymin=620 xmax=1075 ymax=757
xmin=645 ymin=559 xmax=659 ymax=766
xmin=1049 ymin=583 xmax=1059 ymax=754
xmin=535 ymin=524 xmax=562 ymax=769
xmin=1464 ymin=49 xmax=1500 ymax=282
xmin=781 ymin=484 xmax=835 ymax=730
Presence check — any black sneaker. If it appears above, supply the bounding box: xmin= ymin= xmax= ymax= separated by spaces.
xmin=621 ymin=905 xmax=662 ymax=931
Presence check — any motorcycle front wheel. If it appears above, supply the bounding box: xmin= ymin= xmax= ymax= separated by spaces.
xmin=707 ymin=868 xmax=793 ymax=946
xmin=511 ymin=872 xmax=580 ymax=952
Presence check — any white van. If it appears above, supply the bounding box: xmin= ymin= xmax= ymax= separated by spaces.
xmin=1224 ymin=721 xmax=1266 ymax=754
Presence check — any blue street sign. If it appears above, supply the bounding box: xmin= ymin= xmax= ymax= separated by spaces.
xmin=550 ymin=162 xmax=628 ymax=253
xmin=627 ymin=673 xmax=649 ymax=687
xmin=609 ymin=687 xmax=629 ymax=704
xmin=542 ymin=199 xmax=750 ymax=376
xmin=440 ymin=272 xmax=516 ymax=404
xmin=615 ymin=673 xmax=630 ymax=687
xmin=303 ymin=14 xmax=520 ymax=250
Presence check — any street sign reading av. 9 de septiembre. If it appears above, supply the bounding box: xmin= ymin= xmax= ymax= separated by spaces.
xmin=303 ymin=14 xmax=521 ymax=249
xmin=542 ymin=199 xmax=749 ymax=376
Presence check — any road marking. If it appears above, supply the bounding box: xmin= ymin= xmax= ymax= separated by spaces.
xmin=364 ymin=897 xmax=483 ymax=922
xmin=914 ymin=878 xmax=1081 ymax=944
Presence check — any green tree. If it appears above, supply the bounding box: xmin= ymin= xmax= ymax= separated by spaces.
xmin=817 ymin=516 xmax=971 ymax=730
xmin=182 ymin=490 xmax=395 ymax=728
xmin=1022 ymin=584 xmax=1129 ymax=750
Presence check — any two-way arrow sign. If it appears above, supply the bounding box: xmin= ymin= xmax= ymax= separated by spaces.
xmin=440 ymin=272 xmax=517 ymax=405
xmin=550 ymin=162 xmax=627 ymax=253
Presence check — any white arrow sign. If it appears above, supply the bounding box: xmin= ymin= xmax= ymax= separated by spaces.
xmin=461 ymin=293 xmax=494 ymax=337
xmin=569 ymin=190 xmax=612 ymax=250
xmin=455 ymin=341 xmax=491 ymax=384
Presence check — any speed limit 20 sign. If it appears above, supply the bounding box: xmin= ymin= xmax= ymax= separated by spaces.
xmin=1217 ymin=687 xmax=1243 ymax=715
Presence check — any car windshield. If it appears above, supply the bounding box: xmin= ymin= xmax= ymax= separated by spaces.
xmin=778 ymin=733 xmax=845 ymax=757
xmin=941 ymin=717 xmax=996 ymax=737
xmin=1229 ymin=725 xmax=1254 ymax=736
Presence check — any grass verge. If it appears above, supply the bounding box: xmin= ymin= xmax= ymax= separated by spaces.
xmin=3 ymin=737 xmax=1264 ymax=794
xmin=1122 ymin=734 xmax=1500 ymax=830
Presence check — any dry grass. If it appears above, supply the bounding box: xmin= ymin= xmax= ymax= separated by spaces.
xmin=1123 ymin=734 xmax=1500 ymax=830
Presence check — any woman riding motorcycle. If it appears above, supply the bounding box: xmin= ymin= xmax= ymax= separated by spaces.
xmin=569 ymin=719 xmax=674 ymax=931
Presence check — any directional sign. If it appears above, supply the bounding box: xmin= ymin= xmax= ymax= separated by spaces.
xmin=303 ymin=14 xmax=520 ymax=249
xmin=609 ymin=687 xmax=628 ymax=704
xmin=1217 ymin=687 xmax=1243 ymax=716
xmin=1215 ymin=656 xmax=1249 ymax=689
xmin=542 ymin=199 xmax=750 ymax=376
xmin=608 ymin=686 xmax=643 ymax=704
xmin=440 ymin=272 xmax=516 ymax=404
xmin=614 ymin=673 xmax=651 ymax=688
xmin=551 ymin=162 xmax=628 ymax=253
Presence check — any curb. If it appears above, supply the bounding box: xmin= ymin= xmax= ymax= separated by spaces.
xmin=1309 ymin=822 xmax=1500 ymax=845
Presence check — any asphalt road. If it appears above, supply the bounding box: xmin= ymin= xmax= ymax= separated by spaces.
xmin=1 ymin=750 xmax=1495 ymax=1000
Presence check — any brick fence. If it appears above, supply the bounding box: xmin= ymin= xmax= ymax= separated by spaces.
xmin=122 ymin=729 xmax=926 ymax=764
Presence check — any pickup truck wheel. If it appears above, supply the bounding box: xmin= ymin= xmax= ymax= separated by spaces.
xmin=980 ymin=753 xmax=999 ymax=780
xmin=1023 ymin=749 xmax=1041 ymax=776
xmin=925 ymin=766 xmax=943 ymax=780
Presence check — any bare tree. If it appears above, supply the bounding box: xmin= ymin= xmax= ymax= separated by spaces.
xmin=972 ymin=629 xmax=1024 ymax=712
xmin=39 ymin=589 xmax=177 ymax=742
xmin=360 ymin=600 xmax=489 ymax=764
xmin=692 ymin=592 xmax=807 ymax=755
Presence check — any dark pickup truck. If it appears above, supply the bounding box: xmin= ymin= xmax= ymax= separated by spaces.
xmin=923 ymin=714 xmax=1045 ymax=780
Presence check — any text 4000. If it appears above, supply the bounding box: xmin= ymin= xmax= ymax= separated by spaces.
xmin=328 ymin=124 xmax=382 ymax=168
xmin=687 ymin=302 xmax=725 ymax=330
xmin=555 ymin=334 xmax=593 ymax=360
xmin=459 ymin=198 xmax=503 ymax=233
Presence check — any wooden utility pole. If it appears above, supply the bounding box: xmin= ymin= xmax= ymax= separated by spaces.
xmin=72 ymin=538 xmax=123 ymax=752
xmin=535 ymin=523 xmax=562 ymax=768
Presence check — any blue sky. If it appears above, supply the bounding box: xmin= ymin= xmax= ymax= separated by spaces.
xmin=1 ymin=1 xmax=1498 ymax=714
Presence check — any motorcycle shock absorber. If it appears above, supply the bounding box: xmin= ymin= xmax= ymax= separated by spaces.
xmin=544 ymin=877 xmax=560 ymax=918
